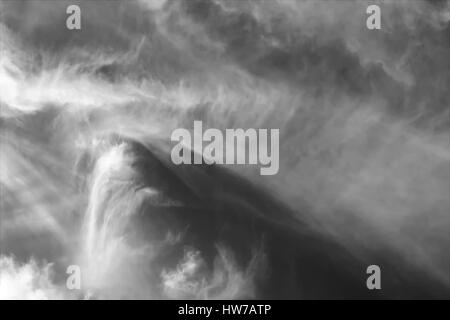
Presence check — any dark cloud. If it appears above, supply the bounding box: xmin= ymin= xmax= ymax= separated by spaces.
xmin=1 ymin=0 xmax=449 ymax=299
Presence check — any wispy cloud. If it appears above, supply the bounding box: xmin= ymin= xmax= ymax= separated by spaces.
xmin=1 ymin=0 xmax=449 ymax=298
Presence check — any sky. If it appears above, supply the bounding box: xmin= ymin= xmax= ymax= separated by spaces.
xmin=0 ymin=0 xmax=449 ymax=299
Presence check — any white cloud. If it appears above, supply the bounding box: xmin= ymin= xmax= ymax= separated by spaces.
xmin=0 ymin=256 xmax=65 ymax=300
xmin=161 ymin=245 xmax=264 ymax=299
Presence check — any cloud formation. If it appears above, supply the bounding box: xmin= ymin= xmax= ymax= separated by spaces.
xmin=0 ymin=0 xmax=449 ymax=298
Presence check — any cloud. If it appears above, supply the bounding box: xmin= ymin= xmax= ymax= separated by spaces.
xmin=138 ymin=0 xmax=167 ymax=11
xmin=0 ymin=256 xmax=66 ymax=300
xmin=161 ymin=245 xmax=264 ymax=299
xmin=0 ymin=0 xmax=449 ymax=298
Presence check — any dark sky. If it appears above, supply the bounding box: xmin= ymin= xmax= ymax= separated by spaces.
xmin=0 ymin=0 xmax=449 ymax=299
